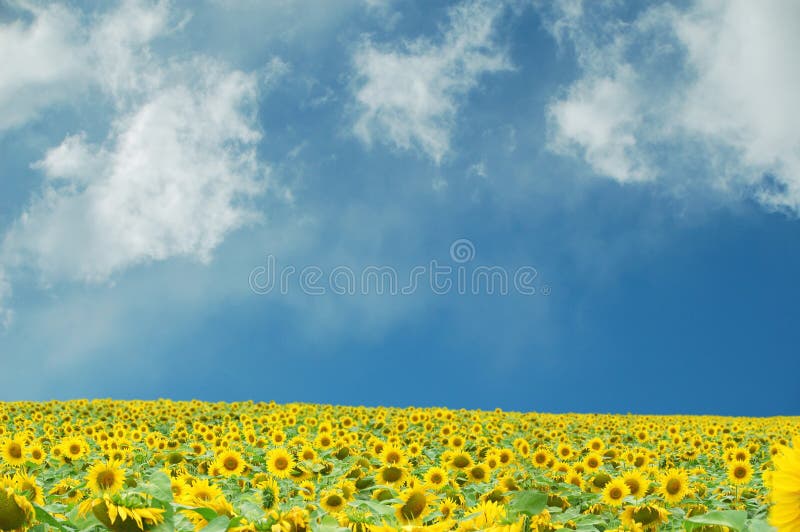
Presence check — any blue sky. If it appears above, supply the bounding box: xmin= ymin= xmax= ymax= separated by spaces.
xmin=0 ymin=0 xmax=798 ymax=415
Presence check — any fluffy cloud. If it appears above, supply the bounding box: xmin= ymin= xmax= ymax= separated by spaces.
xmin=0 ymin=3 xmax=89 ymax=131
xmin=545 ymin=0 xmax=800 ymax=212
xmin=352 ymin=0 xmax=511 ymax=163
xmin=4 ymin=63 xmax=267 ymax=283
xmin=0 ymin=1 xmax=277 ymax=293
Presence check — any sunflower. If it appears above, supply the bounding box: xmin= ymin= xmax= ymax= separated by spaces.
xmin=266 ymin=448 xmax=295 ymax=479
xmin=531 ymin=448 xmax=551 ymax=469
xmin=564 ymin=471 xmax=583 ymax=489
xmin=13 ymin=473 xmax=44 ymax=505
xmin=622 ymin=470 xmax=650 ymax=499
xmin=215 ymin=449 xmax=246 ymax=477
xmin=602 ymin=478 xmax=630 ymax=506
xmin=79 ymin=496 xmax=165 ymax=532
xmin=298 ymin=480 xmax=315 ymax=501
xmin=259 ymin=477 xmax=280 ymax=511
xmin=769 ymin=442 xmax=800 ymax=530
xmin=727 ymin=460 xmax=753 ymax=486
xmin=376 ymin=465 xmax=406 ymax=486
xmin=395 ymin=487 xmax=433 ymax=524
xmin=438 ymin=498 xmax=459 ymax=520
xmin=449 ymin=451 xmax=473 ymax=471
xmin=424 ymin=466 xmax=449 ymax=489
xmin=467 ymin=464 xmax=490 ymax=483
xmin=620 ymin=504 xmax=669 ymax=530
xmin=86 ymin=460 xmax=126 ymax=495
xmin=27 ymin=445 xmax=46 ymax=465
xmin=320 ymin=489 xmax=347 ymax=514
xmin=583 ymin=452 xmax=603 ymax=472
xmin=380 ymin=444 xmax=407 ymax=466
xmin=1 ymin=437 xmax=26 ymax=467
xmin=62 ymin=437 xmax=88 ymax=461
xmin=188 ymin=478 xmax=224 ymax=504
xmin=658 ymin=469 xmax=689 ymax=504
xmin=0 ymin=486 xmax=34 ymax=531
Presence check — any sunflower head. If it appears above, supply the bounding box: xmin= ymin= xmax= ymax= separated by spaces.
xmin=0 ymin=486 xmax=34 ymax=531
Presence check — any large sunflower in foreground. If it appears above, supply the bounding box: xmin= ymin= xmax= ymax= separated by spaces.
xmin=769 ymin=442 xmax=800 ymax=531
xmin=0 ymin=485 xmax=34 ymax=531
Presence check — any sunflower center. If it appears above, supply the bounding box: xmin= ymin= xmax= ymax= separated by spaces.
xmin=452 ymin=455 xmax=469 ymax=468
xmin=274 ymin=457 xmax=288 ymax=470
xmin=734 ymin=467 xmax=747 ymax=478
xmin=430 ymin=473 xmax=442 ymax=484
xmin=625 ymin=479 xmax=640 ymax=494
xmin=224 ymin=457 xmax=239 ymax=470
xmin=97 ymin=470 xmax=117 ymax=489
xmin=386 ymin=451 xmax=401 ymax=463
xmin=471 ymin=467 xmax=486 ymax=480
xmin=8 ymin=443 xmax=22 ymax=459
xmin=326 ymin=494 xmax=343 ymax=508
xmin=609 ymin=487 xmax=622 ymax=500
xmin=401 ymin=492 xmax=427 ymax=519
xmin=382 ymin=467 xmax=402 ymax=482
xmin=666 ymin=479 xmax=682 ymax=494
xmin=633 ymin=507 xmax=660 ymax=524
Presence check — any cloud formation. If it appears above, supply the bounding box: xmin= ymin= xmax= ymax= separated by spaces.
xmin=545 ymin=0 xmax=800 ymax=212
xmin=352 ymin=0 xmax=511 ymax=163
xmin=0 ymin=3 xmax=89 ymax=131
xmin=0 ymin=1 xmax=276 ymax=302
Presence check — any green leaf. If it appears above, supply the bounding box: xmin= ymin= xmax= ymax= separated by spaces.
xmin=353 ymin=499 xmax=396 ymax=516
xmin=746 ymin=519 xmax=777 ymax=532
xmin=141 ymin=470 xmax=174 ymax=502
xmin=200 ymin=515 xmax=231 ymax=532
xmin=509 ymin=490 xmax=548 ymax=517
xmin=33 ymin=504 xmax=70 ymax=531
xmin=238 ymin=500 xmax=265 ymax=522
xmin=685 ymin=510 xmax=748 ymax=532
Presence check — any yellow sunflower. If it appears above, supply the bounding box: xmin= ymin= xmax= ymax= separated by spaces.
xmin=658 ymin=469 xmax=689 ymax=504
xmin=1 ymin=437 xmax=26 ymax=467
xmin=0 ymin=485 xmax=34 ymax=530
xmin=769 ymin=442 xmax=800 ymax=531
xmin=266 ymin=448 xmax=295 ymax=479
xmin=424 ymin=466 xmax=449 ymax=489
xmin=86 ymin=460 xmax=126 ymax=495
xmin=395 ymin=487 xmax=433 ymax=524
xmin=727 ymin=460 xmax=753 ymax=486
xmin=215 ymin=449 xmax=246 ymax=477
xmin=622 ymin=470 xmax=650 ymax=499
xmin=602 ymin=478 xmax=630 ymax=507
xmin=320 ymin=489 xmax=347 ymax=514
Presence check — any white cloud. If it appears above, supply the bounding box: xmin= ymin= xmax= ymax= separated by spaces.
xmin=352 ymin=0 xmax=511 ymax=163
xmin=4 ymin=61 xmax=268 ymax=283
xmin=0 ymin=2 xmax=282 ymax=297
xmin=0 ymin=3 xmax=89 ymax=131
xmin=545 ymin=0 xmax=800 ymax=212
xmin=674 ymin=0 xmax=800 ymax=211
xmin=548 ymin=64 xmax=651 ymax=183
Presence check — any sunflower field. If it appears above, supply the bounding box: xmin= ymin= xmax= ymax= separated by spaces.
xmin=0 ymin=400 xmax=797 ymax=532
